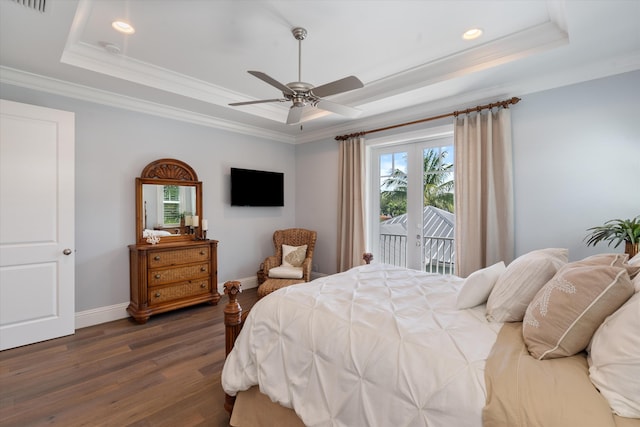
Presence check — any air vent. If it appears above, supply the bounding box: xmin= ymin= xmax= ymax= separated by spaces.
xmin=12 ymin=0 xmax=46 ymax=13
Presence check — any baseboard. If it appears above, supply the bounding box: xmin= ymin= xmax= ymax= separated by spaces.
xmin=75 ymin=275 xmax=260 ymax=329
xmin=75 ymin=302 xmax=130 ymax=329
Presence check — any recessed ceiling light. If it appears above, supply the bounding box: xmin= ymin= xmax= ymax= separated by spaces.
xmin=462 ymin=28 xmax=483 ymax=40
xmin=112 ymin=20 xmax=135 ymax=35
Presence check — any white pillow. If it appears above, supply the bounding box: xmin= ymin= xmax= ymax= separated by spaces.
xmin=456 ymin=261 xmax=506 ymax=309
xmin=486 ymin=248 xmax=568 ymax=322
xmin=634 ymin=274 xmax=640 ymax=293
xmin=268 ymin=265 xmax=303 ymax=279
xmin=282 ymin=244 xmax=307 ymax=267
xmin=628 ymin=252 xmax=640 ymax=266
xmin=588 ymin=292 xmax=640 ymax=418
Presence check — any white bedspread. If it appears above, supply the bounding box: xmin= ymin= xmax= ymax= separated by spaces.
xmin=222 ymin=263 xmax=502 ymax=427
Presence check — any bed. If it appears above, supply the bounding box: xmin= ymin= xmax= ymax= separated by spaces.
xmin=222 ymin=251 xmax=640 ymax=427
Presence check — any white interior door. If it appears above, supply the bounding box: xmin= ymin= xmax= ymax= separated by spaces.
xmin=0 ymin=99 xmax=75 ymax=351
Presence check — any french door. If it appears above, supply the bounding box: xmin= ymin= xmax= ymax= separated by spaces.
xmin=370 ymin=135 xmax=455 ymax=272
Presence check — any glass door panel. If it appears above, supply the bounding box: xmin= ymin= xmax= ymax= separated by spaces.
xmin=372 ymin=136 xmax=455 ymax=273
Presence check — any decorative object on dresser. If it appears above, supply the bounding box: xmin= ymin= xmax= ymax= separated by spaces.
xmin=128 ymin=158 xmax=219 ymax=324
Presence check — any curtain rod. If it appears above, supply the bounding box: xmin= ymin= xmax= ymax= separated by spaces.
xmin=335 ymin=96 xmax=521 ymax=141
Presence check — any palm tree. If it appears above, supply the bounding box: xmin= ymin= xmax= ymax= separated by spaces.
xmin=422 ymin=149 xmax=454 ymax=212
xmin=380 ymin=149 xmax=454 ymax=215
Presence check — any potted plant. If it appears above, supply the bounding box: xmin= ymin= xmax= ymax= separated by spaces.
xmin=584 ymin=215 xmax=640 ymax=258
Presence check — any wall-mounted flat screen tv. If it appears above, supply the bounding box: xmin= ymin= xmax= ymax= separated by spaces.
xmin=230 ymin=167 xmax=284 ymax=207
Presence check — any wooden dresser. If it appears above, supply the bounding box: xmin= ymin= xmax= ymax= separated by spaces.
xmin=128 ymin=239 xmax=220 ymax=323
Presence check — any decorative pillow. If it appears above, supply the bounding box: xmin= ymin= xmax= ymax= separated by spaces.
xmin=485 ymin=248 xmax=568 ymax=322
xmin=282 ymin=244 xmax=307 ymax=268
xmin=456 ymin=261 xmax=505 ymax=309
xmin=572 ymin=253 xmax=628 ymax=267
xmin=633 ymin=274 xmax=640 ymax=293
xmin=588 ymin=292 xmax=640 ymax=418
xmin=570 ymin=253 xmax=640 ymax=279
xmin=268 ymin=265 xmax=303 ymax=279
xmin=523 ymin=264 xmax=633 ymax=360
xmin=628 ymin=252 xmax=640 ymax=265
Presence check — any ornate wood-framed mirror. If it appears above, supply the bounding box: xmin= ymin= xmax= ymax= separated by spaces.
xmin=135 ymin=158 xmax=203 ymax=245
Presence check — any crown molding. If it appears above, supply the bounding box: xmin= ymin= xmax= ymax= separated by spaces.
xmin=0 ymin=66 xmax=296 ymax=144
xmin=294 ymin=50 xmax=640 ymax=144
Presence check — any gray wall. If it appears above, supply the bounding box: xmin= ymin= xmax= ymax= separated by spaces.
xmin=1 ymin=83 xmax=296 ymax=311
xmin=2 ymin=70 xmax=639 ymax=313
xmin=296 ymin=70 xmax=640 ymax=274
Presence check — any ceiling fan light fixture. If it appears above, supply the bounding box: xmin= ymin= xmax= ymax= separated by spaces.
xmin=462 ymin=28 xmax=483 ymax=40
xmin=229 ymin=26 xmax=364 ymax=125
xmin=112 ymin=20 xmax=135 ymax=35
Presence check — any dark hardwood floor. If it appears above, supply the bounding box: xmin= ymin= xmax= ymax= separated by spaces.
xmin=0 ymin=288 xmax=259 ymax=427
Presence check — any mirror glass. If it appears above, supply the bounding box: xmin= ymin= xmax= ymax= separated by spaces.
xmin=135 ymin=158 xmax=202 ymax=244
xmin=142 ymin=184 xmax=197 ymax=235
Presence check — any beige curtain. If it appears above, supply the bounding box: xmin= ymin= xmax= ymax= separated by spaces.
xmin=337 ymin=136 xmax=366 ymax=272
xmin=454 ymin=108 xmax=514 ymax=277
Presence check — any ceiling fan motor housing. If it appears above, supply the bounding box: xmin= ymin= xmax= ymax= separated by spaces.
xmin=292 ymin=27 xmax=307 ymax=41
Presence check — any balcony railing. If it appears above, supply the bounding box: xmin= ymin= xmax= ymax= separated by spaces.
xmin=379 ymin=234 xmax=455 ymax=275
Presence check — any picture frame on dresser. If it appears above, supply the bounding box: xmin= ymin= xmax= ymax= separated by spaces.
xmin=128 ymin=158 xmax=220 ymax=324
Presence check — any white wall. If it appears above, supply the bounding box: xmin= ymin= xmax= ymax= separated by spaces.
xmin=296 ymin=70 xmax=640 ymax=274
xmin=1 ymin=83 xmax=297 ymax=312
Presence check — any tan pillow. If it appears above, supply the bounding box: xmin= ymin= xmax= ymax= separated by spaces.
xmin=282 ymin=244 xmax=307 ymax=267
xmin=523 ymin=264 xmax=634 ymax=360
xmin=571 ymin=253 xmax=640 ymax=278
xmin=572 ymin=253 xmax=628 ymax=267
xmin=485 ymin=248 xmax=568 ymax=322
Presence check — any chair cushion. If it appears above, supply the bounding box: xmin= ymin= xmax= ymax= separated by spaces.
xmin=282 ymin=244 xmax=307 ymax=267
xmin=269 ymin=265 xmax=304 ymax=279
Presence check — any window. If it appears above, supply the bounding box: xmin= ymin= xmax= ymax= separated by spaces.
xmin=162 ymin=185 xmax=181 ymax=225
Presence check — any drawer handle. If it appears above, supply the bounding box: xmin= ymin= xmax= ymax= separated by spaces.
xmin=155 ymin=292 xmax=161 ymax=298
xmin=155 ymin=274 xmax=161 ymax=279
xmin=154 ymin=256 xmax=161 ymax=261
xmin=200 ymin=251 xmax=206 ymax=255
xmin=200 ymin=267 xmax=206 ymax=272
xmin=200 ymin=283 xmax=206 ymax=288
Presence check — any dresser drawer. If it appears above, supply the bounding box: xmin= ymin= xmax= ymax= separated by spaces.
xmin=148 ymin=279 xmax=211 ymax=305
xmin=148 ymin=263 xmax=209 ymax=286
xmin=148 ymin=246 xmax=210 ymax=268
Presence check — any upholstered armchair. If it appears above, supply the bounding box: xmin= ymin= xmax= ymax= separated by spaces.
xmin=257 ymin=228 xmax=317 ymax=298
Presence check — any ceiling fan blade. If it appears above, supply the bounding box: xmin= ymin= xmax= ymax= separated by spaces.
xmin=229 ymin=98 xmax=286 ymax=106
xmin=315 ymin=99 xmax=362 ymax=118
xmin=248 ymin=71 xmax=295 ymax=96
xmin=311 ymin=76 xmax=364 ymax=98
xmin=286 ymin=106 xmax=304 ymax=125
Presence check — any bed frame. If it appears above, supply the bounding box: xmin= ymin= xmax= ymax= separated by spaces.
xmin=223 ymin=253 xmax=373 ymax=415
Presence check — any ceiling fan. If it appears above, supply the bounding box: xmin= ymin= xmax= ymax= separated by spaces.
xmin=229 ymin=27 xmax=364 ymax=125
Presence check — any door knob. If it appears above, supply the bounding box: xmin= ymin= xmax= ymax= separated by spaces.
xmin=63 ymin=248 xmax=73 ymax=255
